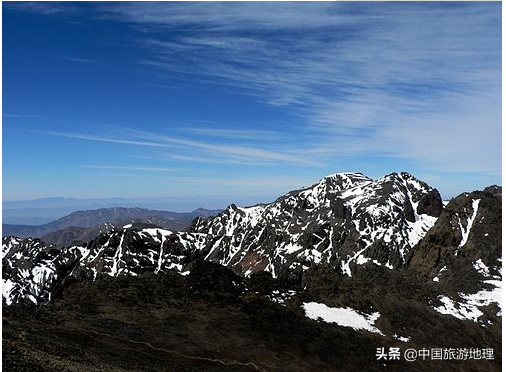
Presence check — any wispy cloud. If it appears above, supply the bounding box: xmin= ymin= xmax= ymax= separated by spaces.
xmin=89 ymin=172 xmax=317 ymax=192
xmin=60 ymin=56 xmax=98 ymax=64
xmin=154 ymin=134 xmax=317 ymax=165
xmin=45 ymin=129 xmax=320 ymax=167
xmin=182 ymin=127 xmax=284 ymax=141
xmin=161 ymin=153 xmax=266 ymax=166
xmin=45 ymin=131 xmax=178 ymax=149
xmin=101 ymin=2 xmax=354 ymax=32
xmin=101 ymin=2 xmax=501 ymax=174
xmin=81 ymin=165 xmax=177 ymax=172
xmin=6 ymin=1 xmax=499 ymax=203
xmin=4 ymin=1 xmax=79 ymax=15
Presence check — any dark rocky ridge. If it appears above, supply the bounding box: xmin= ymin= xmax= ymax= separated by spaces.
xmin=189 ymin=172 xmax=444 ymax=276
xmin=408 ymin=188 xmax=502 ymax=299
xmin=3 ymin=172 xmax=446 ymax=306
xmin=3 ymin=259 xmax=501 ymax=371
xmin=2 ymin=174 xmax=501 ymax=371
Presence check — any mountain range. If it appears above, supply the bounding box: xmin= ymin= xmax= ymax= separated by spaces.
xmin=2 ymin=172 xmax=501 ymax=371
xmin=2 ymin=207 xmax=221 ymax=247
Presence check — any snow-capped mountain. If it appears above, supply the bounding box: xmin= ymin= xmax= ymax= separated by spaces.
xmin=407 ymin=187 xmax=502 ymax=325
xmin=409 ymin=187 xmax=501 ymax=283
xmin=2 ymin=226 xmax=207 ymax=305
xmin=190 ymin=172 xmax=442 ymax=277
xmin=3 ymin=171 xmax=445 ymax=305
xmin=2 ymin=172 xmax=502 ymax=372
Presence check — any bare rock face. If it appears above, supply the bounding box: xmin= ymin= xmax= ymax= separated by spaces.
xmin=407 ymin=189 xmax=501 ymax=288
xmin=416 ymin=188 xmax=444 ymax=217
xmin=407 ymin=187 xmax=501 ymax=333
xmin=2 ymin=227 xmax=208 ymax=305
xmin=483 ymin=185 xmax=502 ymax=197
xmin=191 ymin=172 xmax=443 ymax=276
xmin=1 ymin=176 xmax=502 ymax=372
xmin=3 ymin=171 xmax=445 ymax=306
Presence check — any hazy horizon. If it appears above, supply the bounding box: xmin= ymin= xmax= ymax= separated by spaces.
xmin=4 ymin=171 xmax=500 ymax=226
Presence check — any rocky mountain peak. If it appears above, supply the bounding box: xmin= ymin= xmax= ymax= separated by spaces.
xmin=319 ymin=171 xmax=372 ymax=188
xmin=1 ymin=171 xmax=452 ymax=306
xmin=483 ymin=185 xmax=502 ymax=197
xmin=408 ymin=188 xmax=501 ymax=284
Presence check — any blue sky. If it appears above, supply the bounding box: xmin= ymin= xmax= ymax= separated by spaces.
xmin=2 ymin=2 xmax=502 ymax=208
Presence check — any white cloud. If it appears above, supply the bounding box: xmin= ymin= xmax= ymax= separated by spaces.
xmin=111 ymin=2 xmax=499 ymax=175
xmin=46 ymin=129 xmax=321 ymax=167
xmin=5 ymin=2 xmax=79 ymax=15
xmin=81 ymin=165 xmax=177 ymax=172
xmin=182 ymin=127 xmax=284 ymax=141
xmin=39 ymin=3 xmax=503 ymax=179
xmin=60 ymin=56 xmax=98 ymax=64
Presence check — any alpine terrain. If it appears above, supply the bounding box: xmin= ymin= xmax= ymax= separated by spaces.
xmin=2 ymin=172 xmax=501 ymax=372
xmin=2 ymin=207 xmax=221 ymax=247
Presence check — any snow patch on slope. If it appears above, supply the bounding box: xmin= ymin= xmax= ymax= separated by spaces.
xmin=473 ymin=259 xmax=490 ymax=276
xmin=303 ymin=302 xmax=383 ymax=335
xmin=432 ymin=266 xmax=447 ymax=282
xmin=393 ymin=334 xmax=411 ymax=343
xmin=458 ymin=199 xmax=480 ymax=248
xmin=2 ymin=279 xmax=16 ymax=305
xmin=434 ymin=279 xmax=502 ymax=323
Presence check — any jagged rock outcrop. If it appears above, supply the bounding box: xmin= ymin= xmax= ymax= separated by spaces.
xmin=3 ymin=172 xmax=446 ymax=305
xmin=408 ymin=187 xmax=501 ymax=288
xmin=406 ymin=187 xmax=502 ymax=326
xmin=2 ymin=175 xmax=502 ymax=372
xmin=190 ymin=172 xmax=442 ymax=276
xmin=2 ymin=226 xmax=207 ymax=305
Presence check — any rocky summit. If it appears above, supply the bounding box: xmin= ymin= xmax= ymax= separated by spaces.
xmin=2 ymin=172 xmax=502 ymax=371
xmin=190 ymin=171 xmax=443 ymax=276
